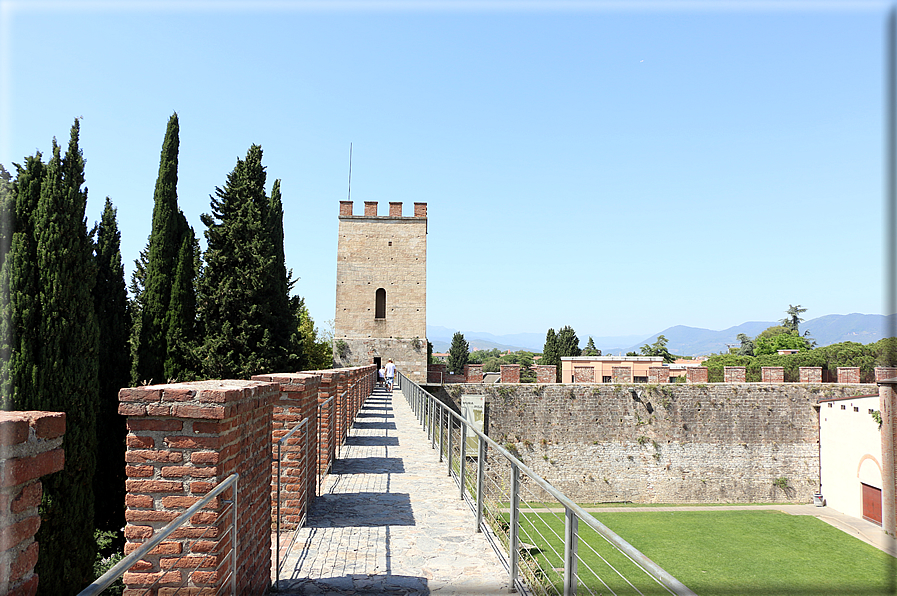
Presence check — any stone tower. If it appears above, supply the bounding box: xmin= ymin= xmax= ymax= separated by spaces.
xmin=333 ymin=200 xmax=428 ymax=382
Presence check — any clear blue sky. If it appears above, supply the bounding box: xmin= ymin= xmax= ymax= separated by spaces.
xmin=0 ymin=1 xmax=890 ymax=339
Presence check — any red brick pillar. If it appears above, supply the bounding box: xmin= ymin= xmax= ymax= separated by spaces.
xmin=0 ymin=411 xmax=65 ymax=596
xmin=879 ymin=377 xmax=897 ymax=537
xmin=534 ymin=366 xmax=557 ymax=383
xmin=724 ymin=366 xmax=746 ymax=383
xmin=119 ymin=380 xmax=278 ymax=596
xmin=252 ymin=373 xmax=321 ymax=528
xmin=876 ymin=367 xmax=897 ymax=382
xmin=612 ymin=367 xmax=632 ymax=384
xmin=837 ymin=367 xmax=860 ymax=384
xmin=761 ymin=367 xmax=784 ymax=383
xmin=465 ymin=364 xmax=484 ymax=383
xmin=315 ymin=371 xmax=339 ymax=476
xmin=500 ymin=365 xmax=520 ymax=384
xmin=686 ymin=367 xmax=708 ymax=384
xmin=648 ymin=367 xmax=669 ymax=384
xmin=799 ymin=367 xmax=822 ymax=383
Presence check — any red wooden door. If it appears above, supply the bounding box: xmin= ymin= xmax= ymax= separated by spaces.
xmin=862 ymin=483 xmax=882 ymax=526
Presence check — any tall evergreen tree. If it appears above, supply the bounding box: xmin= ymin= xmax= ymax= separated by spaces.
xmin=582 ymin=336 xmax=601 ymax=356
xmin=266 ymin=178 xmax=303 ymax=371
xmin=447 ymin=331 xmax=469 ymax=374
xmin=33 ymin=121 xmax=100 ymax=593
xmin=541 ymin=328 xmax=560 ymax=381
xmin=134 ymin=113 xmax=196 ymax=384
xmin=198 ymin=145 xmax=297 ymax=378
xmin=92 ymin=198 xmax=130 ymax=534
xmin=0 ymin=154 xmax=44 ymax=409
xmin=556 ymin=325 xmax=582 ymax=359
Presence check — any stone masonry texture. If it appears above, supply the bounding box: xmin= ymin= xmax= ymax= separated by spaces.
xmin=334 ymin=202 xmax=427 ymax=382
xmin=0 ymin=411 xmax=65 ymax=596
xmin=436 ymin=383 xmax=876 ymax=504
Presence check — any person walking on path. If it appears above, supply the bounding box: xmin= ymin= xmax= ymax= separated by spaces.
xmin=378 ymin=365 xmax=386 ymax=388
xmin=385 ymin=358 xmax=396 ymax=391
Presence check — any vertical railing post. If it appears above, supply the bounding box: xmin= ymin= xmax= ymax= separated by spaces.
xmin=275 ymin=443 xmax=281 ymax=587
xmin=460 ymin=422 xmax=467 ymax=499
xmin=232 ymin=475 xmax=239 ymax=596
xmin=438 ymin=404 xmax=444 ymax=462
xmin=446 ymin=414 xmax=453 ymax=476
xmin=510 ymin=463 xmax=520 ymax=592
xmin=564 ymin=507 xmax=578 ymax=596
xmin=476 ymin=433 xmax=486 ymax=533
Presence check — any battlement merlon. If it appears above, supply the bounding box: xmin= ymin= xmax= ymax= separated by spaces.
xmin=339 ymin=200 xmax=428 ymax=220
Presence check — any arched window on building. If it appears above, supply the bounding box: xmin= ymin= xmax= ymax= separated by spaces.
xmin=375 ymin=288 xmax=386 ymax=319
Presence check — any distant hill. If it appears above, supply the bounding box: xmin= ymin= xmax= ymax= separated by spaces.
xmin=428 ymin=313 xmax=895 ymax=357
xmin=622 ymin=313 xmax=897 ymax=356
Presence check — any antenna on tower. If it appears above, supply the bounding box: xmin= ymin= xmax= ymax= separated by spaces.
xmin=347 ymin=143 xmax=353 ymax=202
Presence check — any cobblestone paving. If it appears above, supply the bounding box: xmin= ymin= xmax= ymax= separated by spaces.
xmin=274 ymin=386 xmax=511 ymax=595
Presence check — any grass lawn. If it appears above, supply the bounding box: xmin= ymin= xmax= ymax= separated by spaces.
xmin=513 ymin=510 xmax=896 ymax=596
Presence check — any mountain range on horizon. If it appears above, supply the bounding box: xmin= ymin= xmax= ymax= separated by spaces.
xmin=427 ymin=313 xmax=897 ymax=356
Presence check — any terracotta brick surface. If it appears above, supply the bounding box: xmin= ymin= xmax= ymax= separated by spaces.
xmin=724 ymin=366 xmax=746 ymax=383
xmin=686 ymin=367 xmax=708 ymax=384
xmin=799 ymin=367 xmax=822 ymax=383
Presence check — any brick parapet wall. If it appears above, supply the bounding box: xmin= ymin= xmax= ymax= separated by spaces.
xmin=534 ymin=366 xmax=556 ymax=384
xmin=837 ymin=367 xmax=861 ymax=384
xmin=464 ymin=364 xmax=484 ymax=384
xmin=119 ymin=380 xmax=279 ymax=596
xmin=251 ymin=373 xmax=321 ymax=530
xmin=612 ymin=367 xmax=632 ymax=384
xmin=724 ymin=366 xmax=746 ymax=383
xmin=428 ymin=364 xmax=446 ymax=384
xmin=648 ymin=367 xmax=669 ymax=384
xmin=573 ymin=366 xmax=595 ymax=383
xmin=761 ymin=367 xmax=784 ymax=383
xmin=438 ymin=383 xmax=876 ymax=504
xmin=0 ymin=411 xmax=65 ymax=596
xmin=686 ymin=367 xmax=708 ymax=384
xmin=500 ymin=365 xmax=520 ymax=384
xmin=799 ymin=367 xmax=822 ymax=383
xmin=876 ymin=367 xmax=897 ymax=382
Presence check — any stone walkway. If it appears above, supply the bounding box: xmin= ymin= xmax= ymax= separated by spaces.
xmin=273 ymin=386 xmax=511 ymax=595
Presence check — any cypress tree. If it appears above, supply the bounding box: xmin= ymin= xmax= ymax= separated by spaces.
xmin=557 ymin=325 xmax=582 ymax=359
xmin=198 ymin=144 xmax=296 ymax=378
xmin=541 ymin=328 xmax=560 ymax=382
xmin=447 ymin=332 xmax=469 ymax=374
xmin=0 ymin=154 xmax=44 ymax=409
xmin=33 ymin=121 xmax=100 ymax=593
xmin=134 ymin=113 xmax=195 ymax=384
xmin=266 ymin=178 xmax=302 ymax=371
xmin=92 ymin=197 xmax=130 ymax=534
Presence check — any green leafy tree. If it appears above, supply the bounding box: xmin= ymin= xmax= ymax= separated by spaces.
xmin=639 ymin=334 xmax=675 ymax=363
xmin=582 ymin=336 xmax=601 ymax=356
xmin=197 ymin=144 xmax=299 ymax=378
xmin=92 ymin=198 xmax=130 ymax=535
xmin=297 ymin=300 xmax=332 ymax=370
xmin=781 ymin=304 xmax=808 ymax=333
xmin=447 ymin=331 xmax=469 ymax=374
xmin=0 ymin=154 xmax=44 ymax=409
xmin=736 ymin=333 xmax=755 ymax=356
xmin=556 ymin=326 xmax=582 ymax=358
xmin=542 ymin=328 xmax=560 ymax=380
xmin=754 ymin=327 xmax=811 ymax=356
xmin=33 ymin=121 xmax=100 ymax=593
xmin=134 ymin=113 xmax=196 ymax=384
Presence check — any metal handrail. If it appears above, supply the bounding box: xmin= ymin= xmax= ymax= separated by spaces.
xmin=78 ymin=473 xmax=239 ymax=596
xmin=274 ymin=416 xmax=310 ymax=586
xmin=396 ymin=371 xmax=697 ymax=596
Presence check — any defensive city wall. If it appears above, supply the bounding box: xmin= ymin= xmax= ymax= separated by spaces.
xmin=430 ymin=380 xmax=879 ymax=504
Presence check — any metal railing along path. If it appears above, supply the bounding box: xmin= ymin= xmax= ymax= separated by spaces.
xmin=396 ymin=372 xmax=697 ymax=596
xmin=78 ymin=473 xmax=239 ymax=596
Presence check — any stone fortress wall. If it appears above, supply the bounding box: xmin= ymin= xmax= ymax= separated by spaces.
xmin=432 ymin=382 xmax=877 ymax=503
